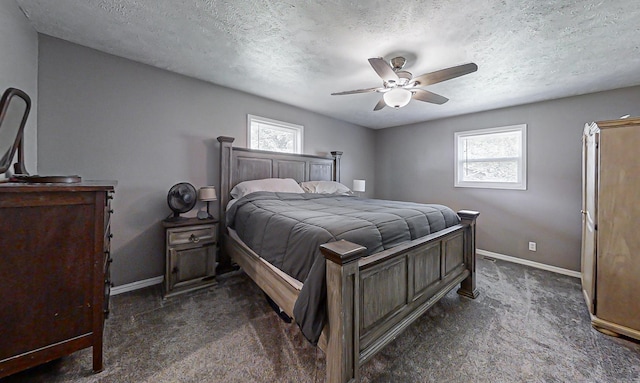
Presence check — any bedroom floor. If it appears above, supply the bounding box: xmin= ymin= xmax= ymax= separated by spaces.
xmin=2 ymin=257 xmax=639 ymax=383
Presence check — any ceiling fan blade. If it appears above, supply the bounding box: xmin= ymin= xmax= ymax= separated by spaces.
xmin=412 ymin=63 xmax=478 ymax=87
xmin=412 ymin=89 xmax=449 ymax=105
xmin=331 ymin=87 xmax=382 ymax=96
xmin=373 ymin=98 xmax=386 ymax=111
xmin=368 ymin=58 xmax=399 ymax=83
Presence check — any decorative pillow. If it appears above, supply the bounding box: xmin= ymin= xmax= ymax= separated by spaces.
xmin=300 ymin=180 xmax=352 ymax=195
xmin=230 ymin=178 xmax=304 ymax=199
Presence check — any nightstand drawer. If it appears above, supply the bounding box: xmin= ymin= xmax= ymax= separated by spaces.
xmin=168 ymin=225 xmax=217 ymax=246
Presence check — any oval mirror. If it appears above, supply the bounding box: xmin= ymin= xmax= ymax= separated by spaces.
xmin=0 ymin=88 xmax=31 ymax=176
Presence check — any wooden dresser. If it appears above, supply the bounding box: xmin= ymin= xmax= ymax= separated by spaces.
xmin=0 ymin=181 xmax=116 ymax=378
xmin=581 ymin=118 xmax=640 ymax=340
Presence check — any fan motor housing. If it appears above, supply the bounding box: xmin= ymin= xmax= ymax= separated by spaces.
xmin=390 ymin=56 xmax=407 ymax=70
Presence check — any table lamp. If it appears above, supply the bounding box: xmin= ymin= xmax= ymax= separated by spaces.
xmin=198 ymin=186 xmax=217 ymax=219
xmin=353 ymin=179 xmax=365 ymax=197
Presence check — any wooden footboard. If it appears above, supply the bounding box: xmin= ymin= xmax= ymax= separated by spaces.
xmin=321 ymin=210 xmax=479 ymax=383
xmin=223 ymin=211 xmax=479 ymax=383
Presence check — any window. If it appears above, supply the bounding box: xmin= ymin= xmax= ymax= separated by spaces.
xmin=247 ymin=115 xmax=303 ymax=154
xmin=454 ymin=124 xmax=527 ymax=190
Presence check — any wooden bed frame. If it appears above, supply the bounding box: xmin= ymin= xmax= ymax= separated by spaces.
xmin=217 ymin=136 xmax=479 ymax=383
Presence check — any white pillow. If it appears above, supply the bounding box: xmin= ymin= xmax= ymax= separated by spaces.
xmin=230 ymin=178 xmax=304 ymax=199
xmin=300 ymin=180 xmax=352 ymax=195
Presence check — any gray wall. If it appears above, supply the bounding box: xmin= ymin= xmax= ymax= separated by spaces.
xmin=375 ymin=86 xmax=640 ymax=271
xmin=0 ymin=0 xmax=38 ymax=175
xmin=31 ymin=31 xmax=640 ymax=283
xmin=37 ymin=35 xmax=376 ymax=286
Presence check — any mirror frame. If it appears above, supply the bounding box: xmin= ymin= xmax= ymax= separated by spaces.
xmin=0 ymin=87 xmax=31 ymax=175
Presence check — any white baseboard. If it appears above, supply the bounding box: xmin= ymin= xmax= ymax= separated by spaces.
xmin=111 ymin=276 xmax=164 ymax=296
xmin=110 ymin=250 xmax=579 ymax=295
xmin=477 ymin=249 xmax=581 ymax=279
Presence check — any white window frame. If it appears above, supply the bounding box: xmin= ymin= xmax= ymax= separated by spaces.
xmin=247 ymin=114 xmax=304 ymax=154
xmin=454 ymin=124 xmax=527 ymax=190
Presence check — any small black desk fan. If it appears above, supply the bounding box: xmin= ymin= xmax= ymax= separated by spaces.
xmin=166 ymin=182 xmax=197 ymax=221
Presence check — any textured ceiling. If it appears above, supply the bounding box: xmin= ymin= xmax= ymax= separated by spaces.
xmin=14 ymin=0 xmax=640 ymax=129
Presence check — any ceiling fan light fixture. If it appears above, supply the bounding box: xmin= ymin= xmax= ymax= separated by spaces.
xmin=383 ymin=88 xmax=412 ymax=108
xmin=332 ymin=57 xmax=477 ymax=112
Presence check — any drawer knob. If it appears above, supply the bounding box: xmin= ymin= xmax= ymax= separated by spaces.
xmin=189 ymin=234 xmax=200 ymax=243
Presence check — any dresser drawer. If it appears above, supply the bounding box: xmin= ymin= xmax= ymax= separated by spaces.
xmin=104 ymin=191 xmax=113 ymax=230
xmin=104 ymin=256 xmax=112 ymax=319
xmin=168 ymin=225 xmax=216 ymax=246
xmin=104 ymin=225 xmax=112 ymax=252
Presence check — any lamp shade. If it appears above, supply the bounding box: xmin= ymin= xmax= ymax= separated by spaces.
xmin=383 ymin=88 xmax=412 ymax=108
xmin=353 ymin=179 xmax=366 ymax=193
xmin=198 ymin=186 xmax=217 ymax=201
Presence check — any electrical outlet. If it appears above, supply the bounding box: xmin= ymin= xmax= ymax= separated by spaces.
xmin=528 ymin=242 xmax=537 ymax=252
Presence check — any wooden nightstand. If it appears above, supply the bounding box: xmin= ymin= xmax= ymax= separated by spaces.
xmin=163 ymin=217 xmax=218 ymax=298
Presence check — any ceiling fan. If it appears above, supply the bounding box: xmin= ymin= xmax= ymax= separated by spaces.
xmin=331 ymin=56 xmax=478 ymax=111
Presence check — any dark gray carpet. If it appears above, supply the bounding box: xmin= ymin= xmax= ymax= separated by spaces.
xmin=2 ymin=257 xmax=639 ymax=382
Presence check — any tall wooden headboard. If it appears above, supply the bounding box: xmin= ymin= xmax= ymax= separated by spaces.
xmin=217 ymin=136 xmax=342 ymax=232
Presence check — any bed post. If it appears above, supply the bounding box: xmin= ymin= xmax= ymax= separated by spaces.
xmin=457 ymin=210 xmax=480 ymax=299
xmin=321 ymin=240 xmax=366 ymax=383
xmin=331 ymin=151 xmax=342 ymax=182
xmin=217 ymin=136 xmax=234 ymax=269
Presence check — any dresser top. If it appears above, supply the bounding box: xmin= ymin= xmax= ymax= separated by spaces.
xmin=0 ymin=180 xmax=117 ymax=192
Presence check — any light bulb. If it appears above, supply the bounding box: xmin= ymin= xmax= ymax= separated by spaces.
xmin=383 ymin=88 xmax=412 ymax=108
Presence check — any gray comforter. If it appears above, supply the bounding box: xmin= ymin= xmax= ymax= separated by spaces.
xmin=227 ymin=192 xmax=460 ymax=344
